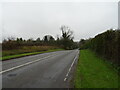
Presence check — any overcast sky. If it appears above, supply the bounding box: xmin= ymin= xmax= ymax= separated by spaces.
xmin=0 ymin=0 xmax=119 ymax=42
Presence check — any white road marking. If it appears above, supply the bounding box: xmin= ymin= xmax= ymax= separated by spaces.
xmin=0 ymin=54 xmax=58 ymax=74
xmin=66 ymin=73 xmax=69 ymax=77
xmin=64 ymin=78 xmax=67 ymax=81
xmin=64 ymin=51 xmax=79 ymax=81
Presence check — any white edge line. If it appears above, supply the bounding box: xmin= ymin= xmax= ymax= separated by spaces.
xmin=64 ymin=51 xmax=79 ymax=81
xmin=0 ymin=54 xmax=58 ymax=74
xmin=64 ymin=78 xmax=67 ymax=81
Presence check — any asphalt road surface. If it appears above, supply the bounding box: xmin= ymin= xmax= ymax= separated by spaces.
xmin=2 ymin=49 xmax=79 ymax=88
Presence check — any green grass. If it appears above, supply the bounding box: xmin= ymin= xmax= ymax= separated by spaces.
xmin=74 ymin=49 xmax=119 ymax=88
xmin=0 ymin=49 xmax=63 ymax=61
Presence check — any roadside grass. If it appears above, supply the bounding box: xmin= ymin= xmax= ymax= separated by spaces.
xmin=0 ymin=49 xmax=63 ymax=61
xmin=2 ymin=46 xmax=59 ymax=56
xmin=74 ymin=49 xmax=119 ymax=88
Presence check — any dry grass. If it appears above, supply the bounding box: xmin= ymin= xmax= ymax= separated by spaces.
xmin=2 ymin=46 xmax=59 ymax=56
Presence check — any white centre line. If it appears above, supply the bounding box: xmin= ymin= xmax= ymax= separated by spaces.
xmin=0 ymin=54 xmax=58 ymax=74
xmin=64 ymin=51 xmax=79 ymax=81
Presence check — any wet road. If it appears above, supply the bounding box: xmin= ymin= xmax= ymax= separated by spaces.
xmin=2 ymin=50 xmax=79 ymax=88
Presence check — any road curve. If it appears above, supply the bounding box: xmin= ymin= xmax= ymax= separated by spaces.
xmin=2 ymin=49 xmax=79 ymax=88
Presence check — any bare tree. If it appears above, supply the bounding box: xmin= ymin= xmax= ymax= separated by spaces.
xmin=60 ymin=25 xmax=74 ymax=40
xmin=60 ymin=25 xmax=75 ymax=49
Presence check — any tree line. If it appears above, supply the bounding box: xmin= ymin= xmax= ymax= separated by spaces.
xmin=2 ymin=25 xmax=78 ymax=50
xmin=79 ymin=29 xmax=120 ymax=68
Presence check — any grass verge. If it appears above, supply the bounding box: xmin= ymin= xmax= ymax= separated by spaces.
xmin=0 ymin=49 xmax=63 ymax=61
xmin=74 ymin=49 xmax=119 ymax=88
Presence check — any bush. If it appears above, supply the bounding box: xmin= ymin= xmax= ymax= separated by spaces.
xmin=80 ymin=29 xmax=120 ymax=67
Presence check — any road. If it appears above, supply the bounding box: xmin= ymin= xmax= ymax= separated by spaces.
xmin=2 ymin=49 xmax=79 ymax=88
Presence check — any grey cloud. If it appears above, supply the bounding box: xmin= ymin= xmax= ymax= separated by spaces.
xmin=1 ymin=2 xmax=118 ymax=42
